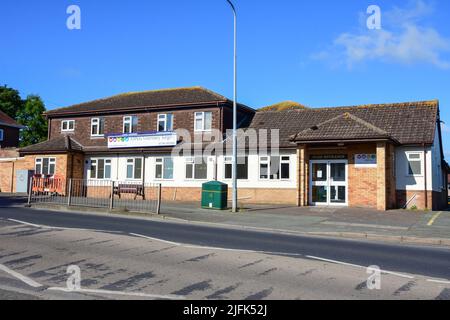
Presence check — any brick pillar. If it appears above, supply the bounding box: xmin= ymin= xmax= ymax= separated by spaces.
xmin=297 ymin=145 xmax=308 ymax=207
xmin=376 ymin=142 xmax=387 ymax=211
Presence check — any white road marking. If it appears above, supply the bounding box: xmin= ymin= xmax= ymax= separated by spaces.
xmin=426 ymin=279 xmax=450 ymax=285
xmin=8 ymin=219 xmax=42 ymax=228
xmin=306 ymin=255 xmax=415 ymax=279
xmin=0 ymin=264 xmax=43 ymax=288
xmin=47 ymin=287 xmax=184 ymax=300
xmin=129 ymin=233 xmax=181 ymax=246
xmin=8 ymin=218 xmax=122 ymax=235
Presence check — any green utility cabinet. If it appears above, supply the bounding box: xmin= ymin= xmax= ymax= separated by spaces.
xmin=201 ymin=181 xmax=228 ymax=210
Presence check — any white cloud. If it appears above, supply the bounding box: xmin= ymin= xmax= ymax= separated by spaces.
xmin=441 ymin=122 xmax=450 ymax=133
xmin=313 ymin=0 xmax=450 ymax=69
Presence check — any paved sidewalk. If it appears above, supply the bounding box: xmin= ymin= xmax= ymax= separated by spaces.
xmin=160 ymin=201 xmax=450 ymax=246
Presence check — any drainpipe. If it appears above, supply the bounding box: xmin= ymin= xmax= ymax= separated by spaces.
xmin=424 ymin=144 xmax=428 ymax=210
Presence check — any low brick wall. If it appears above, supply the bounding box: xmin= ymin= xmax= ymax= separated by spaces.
xmin=397 ymin=190 xmax=448 ymax=211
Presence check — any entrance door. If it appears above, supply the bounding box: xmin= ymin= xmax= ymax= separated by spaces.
xmin=310 ymin=160 xmax=348 ymax=206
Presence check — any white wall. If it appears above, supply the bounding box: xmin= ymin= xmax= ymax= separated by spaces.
xmin=395 ymin=125 xmax=444 ymax=192
xmin=84 ymin=149 xmax=298 ymax=189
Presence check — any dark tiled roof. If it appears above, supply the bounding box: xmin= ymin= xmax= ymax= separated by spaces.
xmin=247 ymin=100 xmax=439 ymax=146
xmin=46 ymin=87 xmax=251 ymax=116
xmin=0 ymin=110 xmax=21 ymax=127
xmin=20 ymin=136 xmax=83 ymax=154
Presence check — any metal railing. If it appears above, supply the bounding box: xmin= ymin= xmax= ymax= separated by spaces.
xmin=28 ymin=177 xmax=162 ymax=214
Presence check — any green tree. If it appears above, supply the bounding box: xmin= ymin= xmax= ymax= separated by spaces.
xmin=0 ymin=85 xmax=23 ymax=119
xmin=17 ymin=95 xmax=48 ymax=147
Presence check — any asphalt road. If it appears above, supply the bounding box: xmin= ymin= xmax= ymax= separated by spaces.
xmin=0 ymin=199 xmax=449 ymax=280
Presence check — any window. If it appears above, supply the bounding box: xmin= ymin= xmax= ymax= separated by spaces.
xmin=90 ymin=159 xmax=111 ymax=179
xmin=157 ymin=114 xmax=173 ymax=132
xmin=194 ymin=112 xmax=212 ymax=132
xmin=35 ymin=158 xmax=56 ymax=176
xmin=126 ymin=158 xmax=143 ymax=180
xmin=185 ymin=157 xmax=208 ymax=180
xmin=259 ymin=156 xmax=290 ymax=180
xmin=0 ymin=129 xmax=3 ymax=141
xmin=61 ymin=120 xmax=75 ymax=132
xmin=407 ymin=152 xmax=423 ymax=176
xmin=155 ymin=157 xmax=174 ymax=180
xmin=224 ymin=156 xmax=248 ymax=180
xmin=123 ymin=116 xmax=138 ymax=134
xmin=91 ymin=118 xmax=105 ymax=136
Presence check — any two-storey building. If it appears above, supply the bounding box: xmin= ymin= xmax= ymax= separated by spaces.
xmin=3 ymin=86 xmax=447 ymax=210
xmin=0 ymin=110 xmax=23 ymax=149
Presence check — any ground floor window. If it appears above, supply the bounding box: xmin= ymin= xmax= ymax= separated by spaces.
xmin=35 ymin=158 xmax=56 ymax=176
xmin=126 ymin=158 xmax=143 ymax=180
xmin=0 ymin=129 xmax=4 ymax=141
xmin=259 ymin=156 xmax=290 ymax=180
xmin=224 ymin=156 xmax=248 ymax=180
xmin=406 ymin=152 xmax=423 ymax=176
xmin=185 ymin=157 xmax=207 ymax=180
xmin=155 ymin=157 xmax=174 ymax=180
xmin=90 ymin=159 xmax=111 ymax=179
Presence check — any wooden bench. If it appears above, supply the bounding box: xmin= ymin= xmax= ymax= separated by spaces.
xmin=113 ymin=184 xmax=145 ymax=200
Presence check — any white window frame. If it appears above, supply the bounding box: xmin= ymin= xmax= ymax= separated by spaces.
xmin=123 ymin=116 xmax=137 ymax=134
xmin=61 ymin=120 xmax=75 ymax=132
xmin=157 ymin=114 xmax=173 ymax=132
xmin=194 ymin=112 xmax=212 ymax=132
xmin=126 ymin=158 xmax=143 ymax=180
xmin=35 ymin=157 xmax=56 ymax=176
xmin=224 ymin=156 xmax=249 ymax=180
xmin=90 ymin=159 xmax=112 ymax=180
xmin=0 ymin=129 xmax=3 ymax=141
xmin=185 ymin=157 xmax=208 ymax=180
xmin=91 ymin=118 xmax=104 ymax=137
xmin=155 ymin=157 xmax=174 ymax=180
xmin=259 ymin=155 xmax=291 ymax=181
xmin=406 ymin=152 xmax=424 ymax=177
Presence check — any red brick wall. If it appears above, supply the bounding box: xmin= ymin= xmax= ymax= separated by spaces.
xmin=49 ymin=106 xmax=226 ymax=147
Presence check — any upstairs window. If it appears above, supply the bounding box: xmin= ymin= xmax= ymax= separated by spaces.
xmin=91 ymin=118 xmax=105 ymax=136
xmin=123 ymin=116 xmax=138 ymax=134
xmin=0 ymin=129 xmax=3 ymax=141
xmin=35 ymin=158 xmax=56 ymax=176
xmin=194 ymin=112 xmax=212 ymax=132
xmin=61 ymin=120 xmax=75 ymax=132
xmin=407 ymin=152 xmax=423 ymax=176
xmin=157 ymin=114 xmax=173 ymax=132
xmin=126 ymin=158 xmax=143 ymax=180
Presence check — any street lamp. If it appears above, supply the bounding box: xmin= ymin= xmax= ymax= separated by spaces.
xmin=225 ymin=0 xmax=238 ymax=213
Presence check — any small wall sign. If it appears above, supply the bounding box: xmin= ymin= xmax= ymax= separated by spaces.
xmin=310 ymin=154 xmax=348 ymax=160
xmin=355 ymin=154 xmax=377 ymax=168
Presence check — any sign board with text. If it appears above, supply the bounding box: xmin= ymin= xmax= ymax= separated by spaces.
xmin=355 ymin=154 xmax=377 ymax=168
xmin=108 ymin=132 xmax=177 ymax=149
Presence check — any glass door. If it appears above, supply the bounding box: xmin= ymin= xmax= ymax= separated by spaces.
xmin=310 ymin=161 xmax=328 ymax=205
xmin=310 ymin=160 xmax=348 ymax=206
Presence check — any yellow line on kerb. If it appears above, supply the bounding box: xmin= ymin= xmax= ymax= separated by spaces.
xmin=427 ymin=211 xmax=442 ymax=226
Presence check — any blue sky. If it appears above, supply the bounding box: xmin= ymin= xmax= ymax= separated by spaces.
xmin=1 ymin=0 xmax=450 ymax=154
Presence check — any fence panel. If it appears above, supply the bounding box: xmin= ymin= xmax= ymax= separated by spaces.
xmin=29 ymin=177 xmax=161 ymax=214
